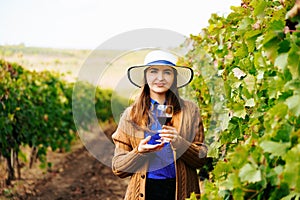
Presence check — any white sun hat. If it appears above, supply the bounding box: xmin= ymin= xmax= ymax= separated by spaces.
xmin=127 ymin=50 xmax=193 ymax=88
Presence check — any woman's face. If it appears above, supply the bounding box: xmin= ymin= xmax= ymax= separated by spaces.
xmin=145 ymin=65 xmax=175 ymax=95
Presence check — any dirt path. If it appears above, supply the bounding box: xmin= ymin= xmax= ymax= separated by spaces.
xmin=23 ymin=146 xmax=129 ymax=200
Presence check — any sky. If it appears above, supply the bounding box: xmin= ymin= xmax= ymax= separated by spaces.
xmin=0 ymin=0 xmax=241 ymax=50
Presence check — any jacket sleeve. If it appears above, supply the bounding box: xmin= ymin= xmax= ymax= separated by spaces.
xmin=171 ymin=102 xmax=208 ymax=168
xmin=111 ymin=108 xmax=148 ymax=178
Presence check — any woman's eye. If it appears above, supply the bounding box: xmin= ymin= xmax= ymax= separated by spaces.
xmin=164 ymin=71 xmax=172 ymax=75
xmin=150 ymin=70 xmax=157 ymax=73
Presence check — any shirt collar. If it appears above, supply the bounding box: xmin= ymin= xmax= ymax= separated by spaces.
xmin=150 ymin=98 xmax=167 ymax=105
xmin=150 ymin=98 xmax=159 ymax=105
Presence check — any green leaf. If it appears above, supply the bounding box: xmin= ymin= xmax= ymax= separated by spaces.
xmin=287 ymin=44 xmax=300 ymax=79
xmin=268 ymin=20 xmax=285 ymax=32
xmin=283 ymin=144 xmax=300 ymax=192
xmin=267 ymin=165 xmax=284 ymax=186
xmin=263 ymin=31 xmax=278 ymax=45
xmin=243 ymin=74 xmax=256 ymax=94
xmin=281 ymin=192 xmax=300 ymax=200
xmin=253 ymin=0 xmax=267 ymax=17
xmin=278 ymin=39 xmax=291 ymax=53
xmin=275 ymin=53 xmax=288 ymax=71
xmin=187 ymin=192 xmax=198 ymax=200
xmin=229 ymin=146 xmax=249 ymax=169
xmin=208 ymin=141 xmax=221 ymax=158
xmin=273 ymin=124 xmax=293 ymax=143
xmin=232 ymin=188 xmax=244 ymax=200
xmin=213 ymin=161 xmax=232 ymax=180
xmin=245 ymin=30 xmax=262 ymax=52
xmin=239 ymin=163 xmax=262 ymax=183
xmin=284 ymin=79 xmax=300 ymax=93
xmin=259 ymin=140 xmax=290 ymax=156
xmin=231 ymin=101 xmax=247 ymax=120
xmin=245 ymin=98 xmax=255 ymax=107
xmin=222 ymin=173 xmax=241 ymax=190
xmin=245 ymin=29 xmax=262 ymax=39
xmin=233 ymin=108 xmax=247 ymax=119
xmin=254 ymin=51 xmax=267 ymax=68
xmin=263 ymin=32 xmax=280 ymax=61
xmin=237 ymin=17 xmax=252 ymax=34
xmin=235 ymin=42 xmax=249 ymax=58
xmin=285 ymin=94 xmax=300 ymax=117
xmin=267 ymin=103 xmax=288 ymax=121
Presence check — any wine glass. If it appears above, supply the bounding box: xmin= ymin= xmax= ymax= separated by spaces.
xmin=156 ymin=105 xmax=173 ymax=126
xmin=148 ymin=105 xmax=173 ymax=145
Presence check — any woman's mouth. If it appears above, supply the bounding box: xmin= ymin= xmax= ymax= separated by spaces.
xmin=155 ymin=83 xmax=165 ymax=87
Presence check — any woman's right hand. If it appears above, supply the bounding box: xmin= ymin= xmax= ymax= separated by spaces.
xmin=138 ymin=136 xmax=165 ymax=153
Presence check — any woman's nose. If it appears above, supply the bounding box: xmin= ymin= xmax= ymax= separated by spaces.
xmin=157 ymin=71 xmax=164 ymax=80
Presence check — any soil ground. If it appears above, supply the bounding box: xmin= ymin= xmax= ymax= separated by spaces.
xmin=0 ymin=126 xmax=129 ymax=200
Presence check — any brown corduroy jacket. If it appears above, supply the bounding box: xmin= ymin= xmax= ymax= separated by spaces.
xmin=112 ymin=100 xmax=208 ymax=200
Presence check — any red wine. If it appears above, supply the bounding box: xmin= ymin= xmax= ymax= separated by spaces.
xmin=157 ymin=116 xmax=172 ymax=126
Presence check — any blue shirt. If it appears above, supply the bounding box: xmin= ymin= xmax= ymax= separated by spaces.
xmin=145 ymin=99 xmax=176 ymax=179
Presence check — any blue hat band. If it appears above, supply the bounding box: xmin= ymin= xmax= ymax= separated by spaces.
xmin=146 ymin=60 xmax=176 ymax=66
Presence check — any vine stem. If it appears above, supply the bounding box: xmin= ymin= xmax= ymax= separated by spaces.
xmin=11 ymin=148 xmax=13 ymax=170
xmin=6 ymin=149 xmax=15 ymax=185
xmin=15 ymin=151 xmax=21 ymax=180
xmin=243 ymin=187 xmax=265 ymax=199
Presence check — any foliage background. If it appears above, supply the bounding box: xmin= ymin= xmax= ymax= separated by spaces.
xmin=0 ymin=60 xmax=121 ymax=184
xmin=183 ymin=0 xmax=300 ymax=199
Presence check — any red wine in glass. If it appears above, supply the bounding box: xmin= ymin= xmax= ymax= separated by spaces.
xmin=148 ymin=105 xmax=173 ymax=144
xmin=156 ymin=105 xmax=173 ymax=126
xmin=157 ymin=116 xmax=172 ymax=126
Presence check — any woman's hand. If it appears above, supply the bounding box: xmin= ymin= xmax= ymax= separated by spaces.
xmin=158 ymin=125 xmax=180 ymax=143
xmin=138 ymin=136 xmax=165 ymax=153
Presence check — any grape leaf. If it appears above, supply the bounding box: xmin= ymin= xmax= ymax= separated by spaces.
xmin=284 ymin=79 xmax=300 ymax=93
xmin=283 ymin=144 xmax=300 ymax=192
xmin=222 ymin=173 xmax=241 ymax=190
xmin=245 ymin=98 xmax=255 ymax=107
xmin=239 ymin=163 xmax=262 ymax=183
xmin=281 ymin=192 xmax=300 ymax=200
xmin=256 ymin=1 xmax=267 ymax=17
xmin=233 ymin=108 xmax=247 ymax=119
xmin=287 ymin=44 xmax=300 ymax=79
xmin=285 ymin=94 xmax=300 ymax=117
xmin=243 ymin=74 xmax=256 ymax=93
xmin=259 ymin=140 xmax=290 ymax=156
xmin=275 ymin=53 xmax=288 ymax=71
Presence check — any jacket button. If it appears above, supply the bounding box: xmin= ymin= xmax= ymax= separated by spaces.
xmin=140 ymin=193 xmax=144 ymax=197
xmin=141 ymin=174 xmax=145 ymax=179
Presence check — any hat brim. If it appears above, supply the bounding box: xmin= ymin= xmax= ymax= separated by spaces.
xmin=127 ymin=65 xmax=194 ymax=88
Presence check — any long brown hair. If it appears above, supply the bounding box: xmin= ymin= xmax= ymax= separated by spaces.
xmin=130 ymin=68 xmax=183 ymax=128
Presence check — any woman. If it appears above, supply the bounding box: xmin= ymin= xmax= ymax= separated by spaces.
xmin=112 ymin=50 xmax=207 ymax=200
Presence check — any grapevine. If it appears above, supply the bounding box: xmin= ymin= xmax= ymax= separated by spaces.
xmin=185 ymin=0 xmax=300 ymax=199
xmin=0 ymin=60 xmax=119 ymax=185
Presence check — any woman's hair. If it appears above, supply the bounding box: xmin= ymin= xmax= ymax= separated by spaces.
xmin=130 ymin=68 xmax=183 ymax=128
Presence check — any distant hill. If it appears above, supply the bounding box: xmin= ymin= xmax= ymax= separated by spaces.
xmin=0 ymin=45 xmax=125 ymax=84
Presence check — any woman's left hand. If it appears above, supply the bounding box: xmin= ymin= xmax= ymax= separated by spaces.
xmin=158 ymin=125 xmax=179 ymax=143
